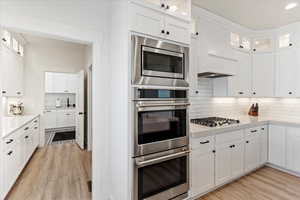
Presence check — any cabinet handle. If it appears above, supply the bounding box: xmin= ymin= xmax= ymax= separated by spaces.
xmin=34 ymin=120 xmax=38 ymax=123
xmin=6 ymin=139 xmax=13 ymax=144
xmin=2 ymin=91 xmax=6 ymax=94
xmin=229 ymin=145 xmax=233 ymax=148
xmin=212 ymin=150 xmax=216 ymax=153
xmin=289 ymin=43 xmax=293 ymax=47
xmin=253 ymin=92 xmax=256 ymax=95
xmin=246 ymin=141 xmax=249 ymax=144
xmin=7 ymin=151 xmax=13 ymax=156
xmin=2 ymin=38 xmax=7 ymax=42
xmin=24 ymin=127 xmax=29 ymax=131
xmin=232 ymin=145 xmax=236 ymax=148
xmin=161 ymin=30 xmax=165 ymax=34
xmin=16 ymin=92 xmax=21 ymax=95
xmin=200 ymin=140 xmax=210 ymax=144
xmin=289 ymin=92 xmax=293 ymax=95
xmin=239 ymin=45 xmax=244 ymax=49
xmin=166 ymin=5 xmax=170 ymax=9
xmin=261 ymin=128 xmax=265 ymax=130
xmin=166 ymin=31 xmax=170 ymax=35
xmin=25 ymin=135 xmax=29 ymax=139
xmin=161 ymin=3 xmax=165 ymax=8
xmin=196 ymin=32 xmax=199 ymax=36
xmin=253 ymin=48 xmax=257 ymax=52
xmin=34 ymin=127 xmax=38 ymax=129
xmin=238 ymin=92 xmax=244 ymax=95
xmin=251 ymin=130 xmax=257 ymax=133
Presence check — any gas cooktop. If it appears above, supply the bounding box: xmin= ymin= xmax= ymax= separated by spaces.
xmin=191 ymin=117 xmax=240 ymax=127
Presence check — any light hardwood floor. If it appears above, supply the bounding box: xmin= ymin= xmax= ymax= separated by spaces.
xmin=5 ymin=143 xmax=92 ymax=200
xmin=198 ymin=166 xmax=300 ymax=200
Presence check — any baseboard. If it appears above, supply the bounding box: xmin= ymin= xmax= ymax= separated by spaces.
xmin=266 ymin=163 xmax=300 ymax=178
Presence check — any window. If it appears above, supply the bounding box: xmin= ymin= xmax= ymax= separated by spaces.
xmin=12 ymin=38 xmax=18 ymax=52
xmin=230 ymin=32 xmax=240 ymax=48
xmin=19 ymin=45 xmax=24 ymax=56
xmin=279 ymin=34 xmax=291 ymax=48
xmin=2 ymin=30 xmax=11 ymax=47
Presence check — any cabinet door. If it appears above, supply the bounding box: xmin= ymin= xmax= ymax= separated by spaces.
xmin=231 ymin=141 xmax=245 ymax=178
xmin=191 ymin=150 xmax=215 ymax=195
xmin=269 ymin=125 xmax=286 ymax=167
xmin=130 ymin=3 xmax=165 ymax=39
xmin=56 ymin=111 xmax=69 ymax=128
xmin=215 ymin=144 xmax=231 ymax=186
xmin=286 ymin=127 xmax=300 ymax=173
xmin=164 ymin=15 xmax=190 ymax=44
xmin=15 ymin=55 xmax=24 ymax=96
xmin=66 ymin=111 xmax=76 ymax=127
xmin=276 ymin=48 xmax=300 ymax=97
xmin=165 ymin=0 xmax=191 ymax=21
xmin=252 ymin=53 xmax=275 ymax=97
xmin=228 ymin=51 xmax=251 ymax=97
xmin=53 ymin=73 xmax=68 ymax=93
xmin=45 ymin=72 xmax=55 ymax=93
xmin=245 ymin=136 xmax=260 ymax=172
xmin=259 ymin=126 xmax=268 ymax=165
xmin=131 ymin=0 xmax=163 ymax=10
xmin=66 ymin=74 xmax=78 ymax=93
xmin=189 ymin=37 xmax=200 ymax=93
xmin=44 ymin=110 xmax=57 ymax=129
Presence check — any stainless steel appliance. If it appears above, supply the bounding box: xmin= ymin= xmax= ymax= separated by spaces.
xmin=131 ymin=35 xmax=189 ymax=88
xmin=133 ymin=87 xmax=190 ymax=200
xmin=133 ymin=88 xmax=190 ymax=157
xmin=191 ymin=117 xmax=240 ymax=127
xmin=134 ymin=147 xmax=189 ymax=200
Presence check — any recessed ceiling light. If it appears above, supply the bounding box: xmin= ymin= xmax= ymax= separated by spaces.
xmin=285 ymin=2 xmax=298 ymax=10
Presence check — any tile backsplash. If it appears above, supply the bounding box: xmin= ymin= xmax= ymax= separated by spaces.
xmin=189 ymin=78 xmax=300 ymax=121
xmin=44 ymin=93 xmax=76 ymax=109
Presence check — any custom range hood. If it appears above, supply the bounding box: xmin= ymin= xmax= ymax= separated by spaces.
xmin=197 ymin=72 xmax=233 ymax=78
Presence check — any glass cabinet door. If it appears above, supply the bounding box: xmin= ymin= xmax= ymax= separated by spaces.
xmin=132 ymin=0 xmax=163 ymax=10
xmin=253 ymin=38 xmax=273 ymax=52
xmin=165 ymin=0 xmax=191 ymax=20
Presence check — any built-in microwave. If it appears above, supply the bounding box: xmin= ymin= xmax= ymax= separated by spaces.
xmin=131 ymin=35 xmax=189 ymax=88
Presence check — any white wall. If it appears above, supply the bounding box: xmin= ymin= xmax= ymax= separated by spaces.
xmin=0 ymin=0 xmax=113 ymax=199
xmin=23 ymin=36 xmax=86 ymax=114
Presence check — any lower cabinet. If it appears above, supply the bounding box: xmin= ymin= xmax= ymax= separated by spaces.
xmin=44 ymin=109 xmax=76 ymax=129
xmin=286 ymin=127 xmax=300 ymax=172
xmin=1 ymin=117 xmax=40 ymax=199
xmin=190 ymin=126 xmax=268 ymax=198
xmin=215 ymin=140 xmax=244 ymax=186
xmin=269 ymin=125 xmax=286 ymax=168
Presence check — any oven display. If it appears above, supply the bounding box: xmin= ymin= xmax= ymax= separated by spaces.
xmin=138 ymin=89 xmax=187 ymax=99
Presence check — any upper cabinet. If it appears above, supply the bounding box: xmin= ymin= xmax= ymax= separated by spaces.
xmin=45 ymin=72 xmax=78 ymax=94
xmin=0 ymin=29 xmax=25 ymax=97
xmin=277 ymin=29 xmax=300 ymax=50
xmin=129 ymin=1 xmax=191 ymax=44
xmin=230 ymin=32 xmax=251 ymax=52
xmin=252 ymin=37 xmax=274 ymax=53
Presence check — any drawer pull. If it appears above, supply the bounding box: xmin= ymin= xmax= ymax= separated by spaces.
xmin=212 ymin=150 xmax=216 ymax=153
xmin=246 ymin=141 xmax=249 ymax=144
xmin=261 ymin=128 xmax=265 ymax=130
xmin=34 ymin=127 xmax=38 ymax=129
xmin=200 ymin=140 xmax=210 ymax=144
xmin=6 ymin=139 xmax=13 ymax=144
xmin=251 ymin=130 xmax=257 ymax=133
xmin=24 ymin=127 xmax=29 ymax=131
xmin=7 ymin=151 xmax=13 ymax=156
xmin=34 ymin=120 xmax=38 ymax=123
xmin=25 ymin=135 xmax=29 ymax=139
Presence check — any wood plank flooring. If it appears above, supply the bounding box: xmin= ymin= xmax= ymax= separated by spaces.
xmin=198 ymin=166 xmax=300 ymax=200
xmin=5 ymin=143 xmax=92 ymax=200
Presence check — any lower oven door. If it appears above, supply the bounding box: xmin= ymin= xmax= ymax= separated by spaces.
xmin=134 ymin=102 xmax=189 ymax=157
xmin=134 ymin=148 xmax=189 ymax=200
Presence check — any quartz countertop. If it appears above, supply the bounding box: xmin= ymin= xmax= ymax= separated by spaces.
xmin=2 ymin=114 xmax=40 ymax=138
xmin=190 ymin=116 xmax=300 ymax=138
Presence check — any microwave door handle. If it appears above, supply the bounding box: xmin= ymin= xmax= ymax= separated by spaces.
xmin=136 ymin=150 xmax=189 ymax=168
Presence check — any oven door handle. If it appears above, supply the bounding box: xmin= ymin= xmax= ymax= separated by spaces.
xmin=136 ymin=150 xmax=190 ymax=167
xmin=136 ymin=102 xmax=190 ymax=108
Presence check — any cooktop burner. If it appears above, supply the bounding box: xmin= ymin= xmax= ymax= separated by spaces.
xmin=191 ymin=117 xmax=240 ymax=127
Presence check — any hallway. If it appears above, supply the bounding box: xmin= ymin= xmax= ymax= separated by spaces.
xmin=5 ymin=144 xmax=91 ymax=200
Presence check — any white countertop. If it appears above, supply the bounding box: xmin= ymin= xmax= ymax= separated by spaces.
xmin=190 ymin=116 xmax=300 ymax=138
xmin=2 ymin=114 xmax=40 ymax=138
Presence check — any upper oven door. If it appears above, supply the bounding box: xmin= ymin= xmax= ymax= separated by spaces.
xmin=132 ymin=35 xmax=189 ymax=88
xmin=134 ymin=102 xmax=189 ymax=156
xmin=142 ymin=46 xmax=184 ymax=79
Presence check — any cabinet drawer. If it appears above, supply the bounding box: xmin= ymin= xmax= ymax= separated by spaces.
xmin=2 ymin=128 xmax=23 ymax=151
xmin=216 ymin=130 xmax=244 ymax=145
xmin=192 ymin=136 xmax=215 ymax=153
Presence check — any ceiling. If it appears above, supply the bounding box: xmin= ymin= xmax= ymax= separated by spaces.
xmin=192 ymin=0 xmax=300 ymax=30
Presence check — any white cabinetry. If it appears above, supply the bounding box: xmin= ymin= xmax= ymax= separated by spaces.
xmin=190 ymin=136 xmax=215 ymax=196
xmin=286 ymin=127 xmax=300 ymax=173
xmin=0 ymin=45 xmax=24 ymax=97
xmin=244 ymin=128 xmax=261 ymax=172
xmin=1 ymin=117 xmax=39 ymax=200
xmin=228 ymin=51 xmax=251 ymax=97
xmin=252 ymin=53 xmax=275 ymax=97
xmin=269 ymin=125 xmax=286 ymax=168
xmin=44 ymin=110 xmax=76 ymax=129
xmin=275 ymin=48 xmax=300 ymax=97
xmin=45 ymin=72 xmax=78 ymax=94
xmin=215 ymin=130 xmax=244 ymax=186
xmin=259 ymin=126 xmax=269 ymax=165
xmin=130 ymin=2 xmax=190 ymax=44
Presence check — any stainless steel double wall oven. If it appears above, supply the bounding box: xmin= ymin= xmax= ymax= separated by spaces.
xmin=131 ymin=35 xmax=190 ymax=200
